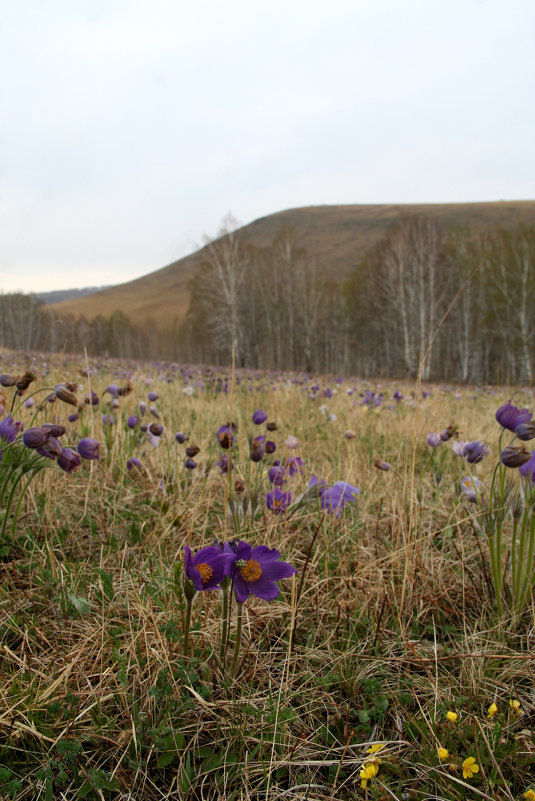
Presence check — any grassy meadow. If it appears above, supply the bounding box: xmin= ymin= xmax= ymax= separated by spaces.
xmin=0 ymin=351 xmax=534 ymax=800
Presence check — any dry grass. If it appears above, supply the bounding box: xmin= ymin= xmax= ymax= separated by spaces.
xmin=0 ymin=351 xmax=534 ymax=799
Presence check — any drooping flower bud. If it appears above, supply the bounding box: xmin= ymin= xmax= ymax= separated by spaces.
xmin=15 ymin=372 xmax=36 ymax=391
xmin=149 ymin=422 xmax=163 ymax=437
xmin=54 ymin=384 xmax=78 ymax=406
xmin=515 ymin=421 xmax=535 ymax=441
xmin=501 ymin=445 xmax=531 ymax=468
xmin=23 ymin=427 xmax=49 ymax=449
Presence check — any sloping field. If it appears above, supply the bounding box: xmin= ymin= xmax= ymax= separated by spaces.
xmin=50 ymin=201 xmax=535 ymax=327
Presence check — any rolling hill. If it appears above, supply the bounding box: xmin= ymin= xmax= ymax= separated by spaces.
xmin=50 ymin=201 xmax=535 ymax=327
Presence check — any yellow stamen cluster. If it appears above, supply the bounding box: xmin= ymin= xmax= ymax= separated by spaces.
xmin=240 ymin=559 xmax=262 ymax=583
xmin=195 ymin=562 xmax=213 ymax=584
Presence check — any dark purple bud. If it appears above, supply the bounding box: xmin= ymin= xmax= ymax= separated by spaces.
xmin=250 ymin=438 xmax=265 ymax=462
xmin=265 ymin=440 xmax=276 ymax=454
xmin=515 ymin=421 xmax=535 ymax=441
xmin=266 ymin=421 xmax=277 ymax=432
xmin=58 ymin=448 xmax=82 ymax=473
xmin=501 ymin=445 xmax=531 ymax=468
xmin=68 ymin=413 xmax=79 ymax=423
xmin=149 ymin=422 xmax=163 ymax=437
xmin=127 ymin=415 xmax=139 ymax=429
xmin=463 ymin=441 xmax=488 ymax=464
xmin=41 ymin=423 xmax=66 ymax=438
xmin=217 ymin=425 xmax=235 ymax=450
xmin=216 ymin=453 xmax=233 ymax=473
xmin=184 ymin=457 xmax=197 ymax=469
xmin=139 ymin=401 xmax=147 ymax=416
xmin=38 ymin=436 xmax=62 ymax=459
xmin=175 ymin=432 xmax=188 ymax=444
xmin=84 ymin=391 xmax=100 ymax=406
xmin=77 ymin=438 xmax=100 ymax=460
xmin=252 ymin=409 xmax=268 ymax=425
xmin=148 ymin=391 xmax=159 ymax=402
xmin=127 ymin=457 xmax=142 ymax=470
xmin=519 ymin=452 xmax=535 ymax=481
xmin=268 ymin=465 xmax=286 ymax=486
xmin=23 ymin=427 xmax=49 ymax=449
xmin=440 ymin=425 xmax=458 ymax=442
xmin=0 ymin=374 xmax=17 ymax=387
xmin=185 ymin=445 xmax=200 ymax=457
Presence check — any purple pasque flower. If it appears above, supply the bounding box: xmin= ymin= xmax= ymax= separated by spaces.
xmin=58 ymin=448 xmax=82 ymax=473
xmin=495 ymin=401 xmax=532 ymax=433
xmin=285 ymin=455 xmax=304 ymax=476
xmin=102 ymin=414 xmax=114 ymax=426
xmin=501 ymin=445 xmax=531 ymax=468
xmin=309 ymin=476 xmax=360 ymax=517
xmin=265 ymin=440 xmax=276 ymax=455
xmin=0 ymin=415 xmax=21 ymax=443
xmin=127 ymin=457 xmax=142 ymax=470
xmin=265 ymin=487 xmax=292 ymax=513
xmin=127 ymin=414 xmax=139 ymax=429
xmin=250 ymin=435 xmax=265 ymax=462
xmin=175 ymin=431 xmax=188 ymax=444
xmin=217 ymin=423 xmax=237 ymax=450
xmin=184 ymin=457 xmax=197 ymax=469
xmin=147 ymin=391 xmax=159 ymax=402
xmin=519 ymin=452 xmax=535 ymax=482
xmin=184 ymin=544 xmax=234 ymax=591
xmin=267 ymin=463 xmax=286 ymax=486
xmin=460 ymin=475 xmax=483 ymax=503
xmin=228 ymin=540 xmax=296 ymax=602
xmin=463 ymin=441 xmax=488 ymax=464
xmin=216 ymin=453 xmax=233 ymax=473
xmin=515 ymin=421 xmax=535 ymax=441
xmin=426 ymin=433 xmax=442 ymax=448
xmin=77 ymin=437 xmax=101 ymax=460
xmin=23 ymin=427 xmax=49 ymax=449
xmin=252 ymin=409 xmax=268 ymax=425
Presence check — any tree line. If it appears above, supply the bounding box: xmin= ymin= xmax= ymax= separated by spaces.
xmin=1 ymin=215 xmax=534 ymax=383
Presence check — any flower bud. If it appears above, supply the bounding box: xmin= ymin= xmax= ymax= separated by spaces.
xmin=15 ymin=372 xmax=36 ymax=391
xmin=58 ymin=448 xmax=82 ymax=473
xmin=266 ymin=421 xmax=277 ymax=432
xmin=54 ymin=384 xmax=78 ymax=406
xmin=501 ymin=445 xmax=531 ymax=468
xmin=186 ymin=445 xmax=200 ymax=458
xmin=23 ymin=427 xmax=49 ymax=449
xmin=149 ymin=422 xmax=163 ymax=437
xmin=0 ymin=374 xmax=17 ymax=387
xmin=515 ymin=421 xmax=535 ymax=441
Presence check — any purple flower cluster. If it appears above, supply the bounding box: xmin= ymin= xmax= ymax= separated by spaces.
xmin=308 ymin=476 xmax=360 ymax=517
xmin=184 ymin=540 xmax=296 ymax=602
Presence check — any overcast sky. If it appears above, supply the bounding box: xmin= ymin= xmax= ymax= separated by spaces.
xmin=1 ymin=0 xmax=534 ymax=293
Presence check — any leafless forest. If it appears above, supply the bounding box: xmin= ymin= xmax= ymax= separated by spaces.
xmin=2 ymin=215 xmax=534 ymax=383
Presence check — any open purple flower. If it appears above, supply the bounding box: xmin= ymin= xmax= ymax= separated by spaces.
xmin=228 ymin=541 xmax=296 ymax=602
xmin=268 ymin=463 xmax=286 ymax=486
xmin=285 ymin=456 xmax=304 ymax=476
xmin=463 ymin=441 xmax=488 ymax=464
xmin=519 ymin=452 xmax=535 ymax=482
xmin=184 ymin=545 xmax=234 ymax=591
xmin=309 ymin=477 xmax=360 ymax=517
xmin=495 ymin=401 xmax=532 ymax=433
xmin=265 ymin=487 xmax=292 ymax=513
xmin=460 ymin=475 xmax=483 ymax=503
xmin=216 ymin=453 xmax=233 ymax=473
xmin=0 ymin=415 xmax=21 ymax=443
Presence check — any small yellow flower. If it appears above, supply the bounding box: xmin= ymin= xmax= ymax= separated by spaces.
xmin=523 ymin=790 xmax=535 ymax=801
xmin=510 ymin=699 xmax=522 ymax=716
xmin=462 ymin=756 xmax=479 ymax=780
xmin=366 ymin=743 xmax=386 ymax=756
xmin=487 ymin=702 xmax=498 ymax=718
xmin=446 ymin=711 xmax=458 ymax=723
xmin=438 ymin=747 xmax=449 ymax=761
xmin=360 ymin=760 xmax=379 ymax=789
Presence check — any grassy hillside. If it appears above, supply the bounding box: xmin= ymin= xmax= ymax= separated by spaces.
xmin=50 ymin=201 xmax=535 ymax=327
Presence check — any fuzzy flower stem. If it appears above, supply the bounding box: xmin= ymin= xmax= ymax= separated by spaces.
xmin=230 ymin=601 xmax=244 ymax=678
xmin=183 ymin=597 xmax=193 ymax=657
xmin=220 ymin=580 xmax=231 ymax=661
